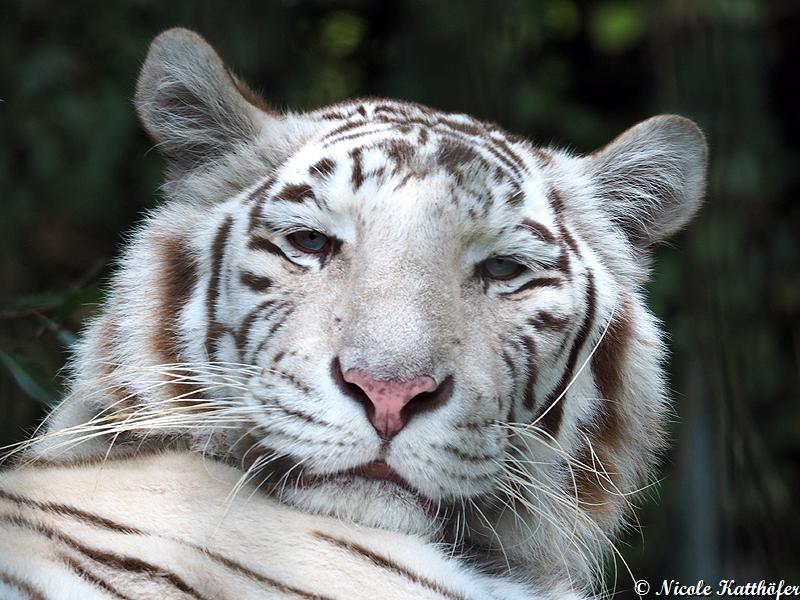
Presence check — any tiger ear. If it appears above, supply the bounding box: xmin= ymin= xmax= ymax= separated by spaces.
xmin=583 ymin=115 xmax=708 ymax=248
xmin=135 ymin=28 xmax=273 ymax=172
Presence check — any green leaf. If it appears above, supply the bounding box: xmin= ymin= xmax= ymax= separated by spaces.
xmin=320 ymin=11 xmax=366 ymax=57
xmin=589 ymin=2 xmax=646 ymax=53
xmin=35 ymin=314 xmax=78 ymax=348
xmin=0 ymin=350 xmax=60 ymax=407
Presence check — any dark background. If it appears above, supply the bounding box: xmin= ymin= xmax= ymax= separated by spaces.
xmin=2 ymin=1 xmax=798 ymax=595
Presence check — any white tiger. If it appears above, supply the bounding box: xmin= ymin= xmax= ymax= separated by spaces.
xmin=0 ymin=28 xmax=707 ymax=599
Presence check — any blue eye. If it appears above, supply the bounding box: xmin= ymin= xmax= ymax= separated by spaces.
xmin=289 ymin=230 xmax=330 ymax=253
xmin=482 ymin=257 xmax=524 ymax=280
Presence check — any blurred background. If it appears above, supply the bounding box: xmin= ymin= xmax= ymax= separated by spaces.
xmin=1 ymin=0 xmax=798 ymax=594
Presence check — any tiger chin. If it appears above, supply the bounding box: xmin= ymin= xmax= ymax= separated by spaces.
xmin=8 ymin=27 xmax=706 ymax=599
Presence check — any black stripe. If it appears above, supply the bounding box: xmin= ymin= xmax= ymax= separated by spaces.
xmin=320 ymin=118 xmax=368 ymax=141
xmin=248 ymin=235 xmax=287 ymax=259
xmin=193 ymin=546 xmax=334 ymax=600
xmin=59 ymin=553 xmax=134 ymax=600
xmin=205 ymin=216 xmax=234 ymax=356
xmin=1 ymin=490 xmax=330 ymax=600
xmin=500 ymin=277 xmax=563 ymax=296
xmin=442 ymin=445 xmax=499 ymax=462
xmin=234 ymin=299 xmax=279 ymax=355
xmin=239 ymin=270 xmax=272 ymax=293
xmin=501 ymin=348 xmax=517 ymax=382
xmin=246 ymin=175 xmax=276 ymax=206
xmin=0 ymin=488 xmax=144 ymax=535
xmin=534 ymin=269 xmax=597 ymax=436
xmin=248 ymin=304 xmax=296 ymax=363
xmin=309 ymin=158 xmax=336 ymax=178
xmin=350 ymin=147 xmax=365 ymax=190
xmin=0 ymin=514 xmax=210 ymax=600
xmin=520 ymin=335 xmax=537 ymax=410
xmin=528 ymin=312 xmax=570 ymax=332
xmin=0 ymin=569 xmax=48 ymax=600
xmin=520 ymin=219 xmax=556 ymax=244
xmin=312 ymin=530 xmax=472 ymax=600
xmin=273 ymin=183 xmax=315 ymax=204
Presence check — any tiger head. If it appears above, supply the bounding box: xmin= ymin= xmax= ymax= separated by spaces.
xmin=44 ymin=29 xmax=706 ymax=589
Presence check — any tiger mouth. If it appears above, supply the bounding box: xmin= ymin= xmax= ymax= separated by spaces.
xmin=351 ymin=460 xmax=417 ymax=493
xmin=302 ymin=461 xmax=437 ymax=514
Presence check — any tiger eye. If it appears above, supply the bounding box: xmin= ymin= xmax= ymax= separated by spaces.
xmin=289 ymin=230 xmax=330 ymax=254
xmin=482 ymin=257 xmax=525 ymax=280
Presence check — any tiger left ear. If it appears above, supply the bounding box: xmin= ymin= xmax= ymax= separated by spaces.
xmin=135 ymin=28 xmax=275 ymax=173
xmin=583 ymin=115 xmax=708 ymax=248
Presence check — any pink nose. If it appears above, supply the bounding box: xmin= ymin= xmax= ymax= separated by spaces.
xmin=343 ymin=369 xmax=438 ymax=438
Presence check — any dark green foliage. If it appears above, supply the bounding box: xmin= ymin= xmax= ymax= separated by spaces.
xmin=1 ymin=0 xmax=797 ymax=592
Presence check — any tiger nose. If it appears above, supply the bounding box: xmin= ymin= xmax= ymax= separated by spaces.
xmin=342 ymin=368 xmax=439 ymax=439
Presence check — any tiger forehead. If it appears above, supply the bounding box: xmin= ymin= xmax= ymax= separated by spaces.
xmin=274 ymin=108 xmax=552 ymax=214
xmin=244 ymin=100 xmax=560 ymax=244
xmin=310 ymin=99 xmax=549 ymax=179
xmin=266 ymin=148 xmax=549 ymax=239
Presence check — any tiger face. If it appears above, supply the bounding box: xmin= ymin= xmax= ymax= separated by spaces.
xmin=42 ymin=29 xmax=706 ymax=587
xmin=225 ymin=120 xmax=572 ymax=535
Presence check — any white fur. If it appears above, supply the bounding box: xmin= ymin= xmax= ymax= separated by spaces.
xmin=9 ymin=28 xmax=706 ymax=599
xmin=0 ymin=451 xmax=583 ymax=599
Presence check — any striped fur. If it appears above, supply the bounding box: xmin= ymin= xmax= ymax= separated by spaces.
xmin=8 ymin=28 xmax=707 ymax=598
xmin=0 ymin=451 xmax=580 ymax=599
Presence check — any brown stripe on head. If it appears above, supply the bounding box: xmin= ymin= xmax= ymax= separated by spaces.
xmin=532 ymin=147 xmax=553 ymax=167
xmin=534 ymin=269 xmax=596 ymax=436
xmin=435 ymin=139 xmax=481 ymax=173
xmin=205 ymin=217 xmax=233 ymax=355
xmin=350 ymin=147 xmax=365 ymax=190
xmin=566 ymin=299 xmax=634 ymax=518
xmin=501 ymin=347 xmax=517 ymax=381
xmin=499 ymin=276 xmax=564 ymax=297
xmin=246 ymin=177 xmax=276 ymax=238
xmin=520 ymin=335 xmax=537 ymax=410
xmin=548 ymin=187 xmax=566 ymax=215
xmin=547 ymin=188 xmax=581 ymax=256
xmin=590 ymin=298 xmax=633 ymax=451
xmin=273 ymin=183 xmax=315 ymax=203
xmin=246 ymin=175 xmax=276 ymax=205
xmin=504 ymin=130 xmax=552 ymax=167
xmin=558 ymin=222 xmax=580 ymax=256
xmin=528 ymin=311 xmax=570 ymax=332
xmin=319 ymin=110 xmax=352 ymax=120
xmin=155 ymin=233 xmax=198 ymax=365
xmin=154 ymin=232 xmax=202 ymax=402
xmin=248 ymin=235 xmax=285 ymax=258
xmin=239 ymin=270 xmax=272 ymax=293
xmin=436 ymin=115 xmax=485 ymax=138
xmin=321 ymin=117 xmax=368 ymax=140
xmin=556 ymin=244 xmax=572 ymax=275
xmin=309 ymin=158 xmax=336 ymax=178
xmin=492 ymin=135 xmax=527 ymax=171
xmin=379 ymin=138 xmax=416 ymax=166
xmin=373 ymin=104 xmax=409 ymax=117
xmin=234 ymin=298 xmax=277 ymax=354
xmin=505 ymin=181 xmax=525 ymax=207
xmin=520 ymin=218 xmax=556 ymax=244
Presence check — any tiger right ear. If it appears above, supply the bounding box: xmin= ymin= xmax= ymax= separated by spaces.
xmin=583 ymin=115 xmax=708 ymax=249
xmin=135 ymin=28 xmax=273 ymax=172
